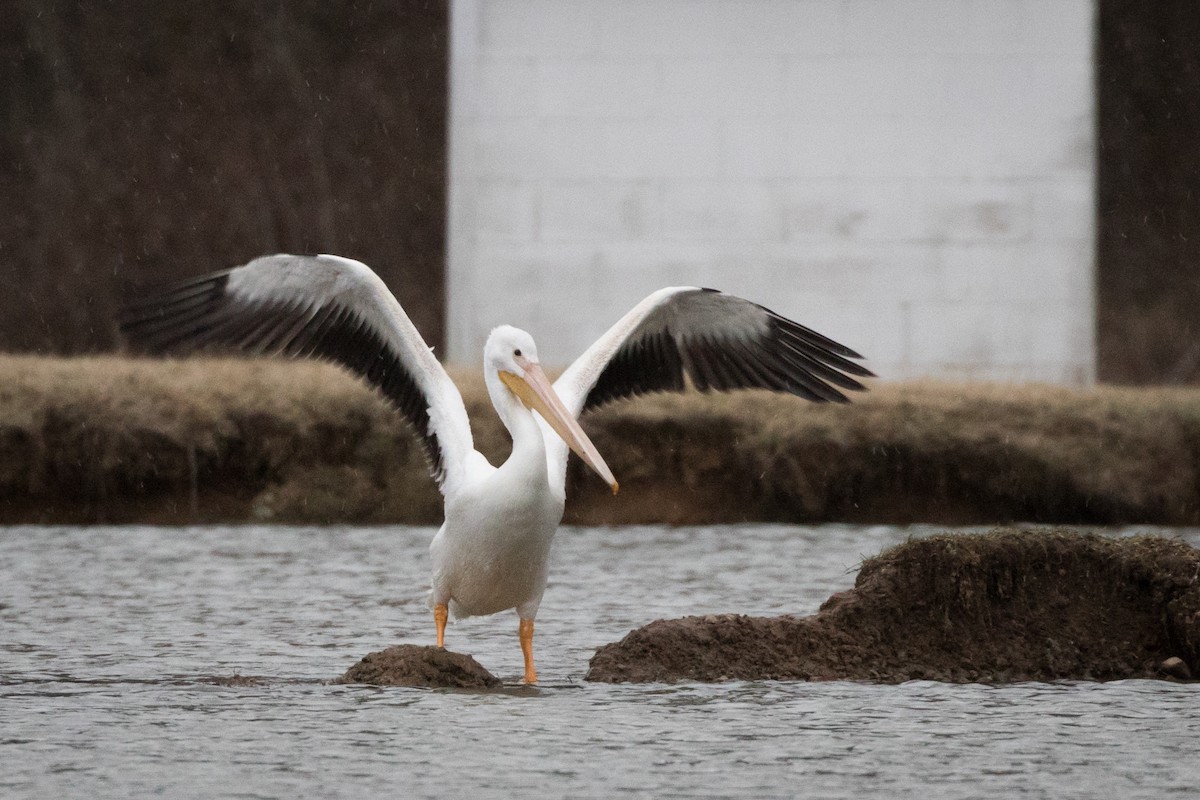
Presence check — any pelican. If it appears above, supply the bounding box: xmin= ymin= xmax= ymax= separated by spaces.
xmin=119 ymin=254 xmax=873 ymax=683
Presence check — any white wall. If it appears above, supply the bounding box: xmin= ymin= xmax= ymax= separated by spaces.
xmin=447 ymin=0 xmax=1096 ymax=383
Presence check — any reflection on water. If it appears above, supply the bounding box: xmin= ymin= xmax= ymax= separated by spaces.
xmin=2 ymin=524 xmax=1199 ymax=798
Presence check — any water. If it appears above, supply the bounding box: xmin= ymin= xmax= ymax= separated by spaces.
xmin=2 ymin=524 xmax=1198 ymax=799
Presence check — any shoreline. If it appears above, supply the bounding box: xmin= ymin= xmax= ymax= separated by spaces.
xmin=4 ymin=355 xmax=1200 ymax=526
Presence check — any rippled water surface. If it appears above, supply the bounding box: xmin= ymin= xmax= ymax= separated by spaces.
xmin=3 ymin=524 xmax=1199 ymax=799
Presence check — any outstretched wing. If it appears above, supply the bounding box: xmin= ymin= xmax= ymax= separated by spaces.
xmin=546 ymin=286 xmax=874 ymax=482
xmin=118 ymin=253 xmax=474 ymax=495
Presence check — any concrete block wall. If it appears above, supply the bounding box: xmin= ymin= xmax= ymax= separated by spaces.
xmin=447 ymin=0 xmax=1096 ymax=383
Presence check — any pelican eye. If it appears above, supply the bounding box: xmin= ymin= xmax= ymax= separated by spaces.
xmin=513 ymin=349 xmax=522 ymax=357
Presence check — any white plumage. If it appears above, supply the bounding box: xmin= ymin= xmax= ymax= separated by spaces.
xmin=120 ymin=254 xmax=872 ymax=682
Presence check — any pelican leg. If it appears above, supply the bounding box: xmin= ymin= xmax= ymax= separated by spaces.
xmin=519 ymin=618 xmax=537 ymax=684
xmin=434 ymin=603 xmax=448 ymax=648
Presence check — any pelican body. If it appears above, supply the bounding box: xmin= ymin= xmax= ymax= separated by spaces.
xmin=428 ymin=326 xmax=617 ymax=678
xmin=120 ymin=254 xmax=872 ymax=683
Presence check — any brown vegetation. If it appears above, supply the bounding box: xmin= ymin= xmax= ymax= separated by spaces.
xmin=0 ymin=355 xmax=445 ymax=523
xmin=571 ymin=378 xmax=1200 ymax=525
xmin=586 ymin=528 xmax=1200 ymax=683
xmin=5 ymin=356 xmax=1200 ymax=525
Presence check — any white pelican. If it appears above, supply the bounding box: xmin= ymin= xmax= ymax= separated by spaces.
xmin=119 ymin=254 xmax=873 ymax=683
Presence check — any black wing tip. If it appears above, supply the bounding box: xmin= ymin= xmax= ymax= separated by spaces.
xmin=123 ymin=268 xmax=234 ymax=299
xmin=823 ymin=356 xmax=875 ymax=380
xmin=117 ymin=271 xmax=232 ymax=320
xmin=769 ymin=311 xmax=864 ymax=357
xmin=582 ymin=289 xmax=878 ymax=412
xmin=767 ymin=315 xmax=875 ymax=371
xmin=689 ymin=294 xmax=867 ymax=364
xmin=117 ymin=278 xmax=225 ymax=348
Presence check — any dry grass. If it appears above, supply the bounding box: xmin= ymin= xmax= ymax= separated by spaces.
xmin=568 ymin=378 xmax=1200 ymax=525
xmin=4 ymin=355 xmax=1200 ymax=525
xmin=0 ymin=355 xmax=457 ymax=523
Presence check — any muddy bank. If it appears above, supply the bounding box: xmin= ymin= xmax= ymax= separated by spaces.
xmin=5 ymin=356 xmax=1200 ymax=525
xmin=335 ymin=644 xmax=500 ymax=688
xmin=587 ymin=529 xmax=1200 ymax=683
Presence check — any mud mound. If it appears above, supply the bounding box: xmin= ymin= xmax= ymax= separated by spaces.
xmin=336 ymin=645 xmax=500 ymax=689
xmin=587 ymin=529 xmax=1200 ymax=683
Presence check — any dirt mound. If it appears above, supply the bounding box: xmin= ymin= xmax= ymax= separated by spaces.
xmin=335 ymin=645 xmax=500 ymax=689
xmin=587 ymin=529 xmax=1200 ymax=683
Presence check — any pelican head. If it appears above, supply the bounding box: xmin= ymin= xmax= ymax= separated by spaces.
xmin=486 ymin=326 xmax=618 ymax=494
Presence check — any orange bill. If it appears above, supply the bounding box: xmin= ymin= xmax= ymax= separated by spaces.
xmin=500 ymin=361 xmax=619 ymax=494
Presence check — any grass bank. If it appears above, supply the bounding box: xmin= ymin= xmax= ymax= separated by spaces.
xmin=4 ymin=355 xmax=1200 ymax=525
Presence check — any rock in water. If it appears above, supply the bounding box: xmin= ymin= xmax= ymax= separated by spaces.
xmin=336 ymin=644 xmax=500 ymax=688
xmin=587 ymin=528 xmax=1200 ymax=684
xmin=1158 ymin=656 xmax=1192 ymax=680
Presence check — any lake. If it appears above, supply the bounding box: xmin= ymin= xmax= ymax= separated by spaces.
xmin=3 ymin=524 xmax=1199 ymax=798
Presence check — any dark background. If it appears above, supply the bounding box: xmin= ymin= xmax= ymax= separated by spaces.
xmin=1097 ymin=0 xmax=1200 ymax=383
xmin=0 ymin=0 xmax=448 ymax=354
xmin=2 ymin=0 xmax=1197 ymax=383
